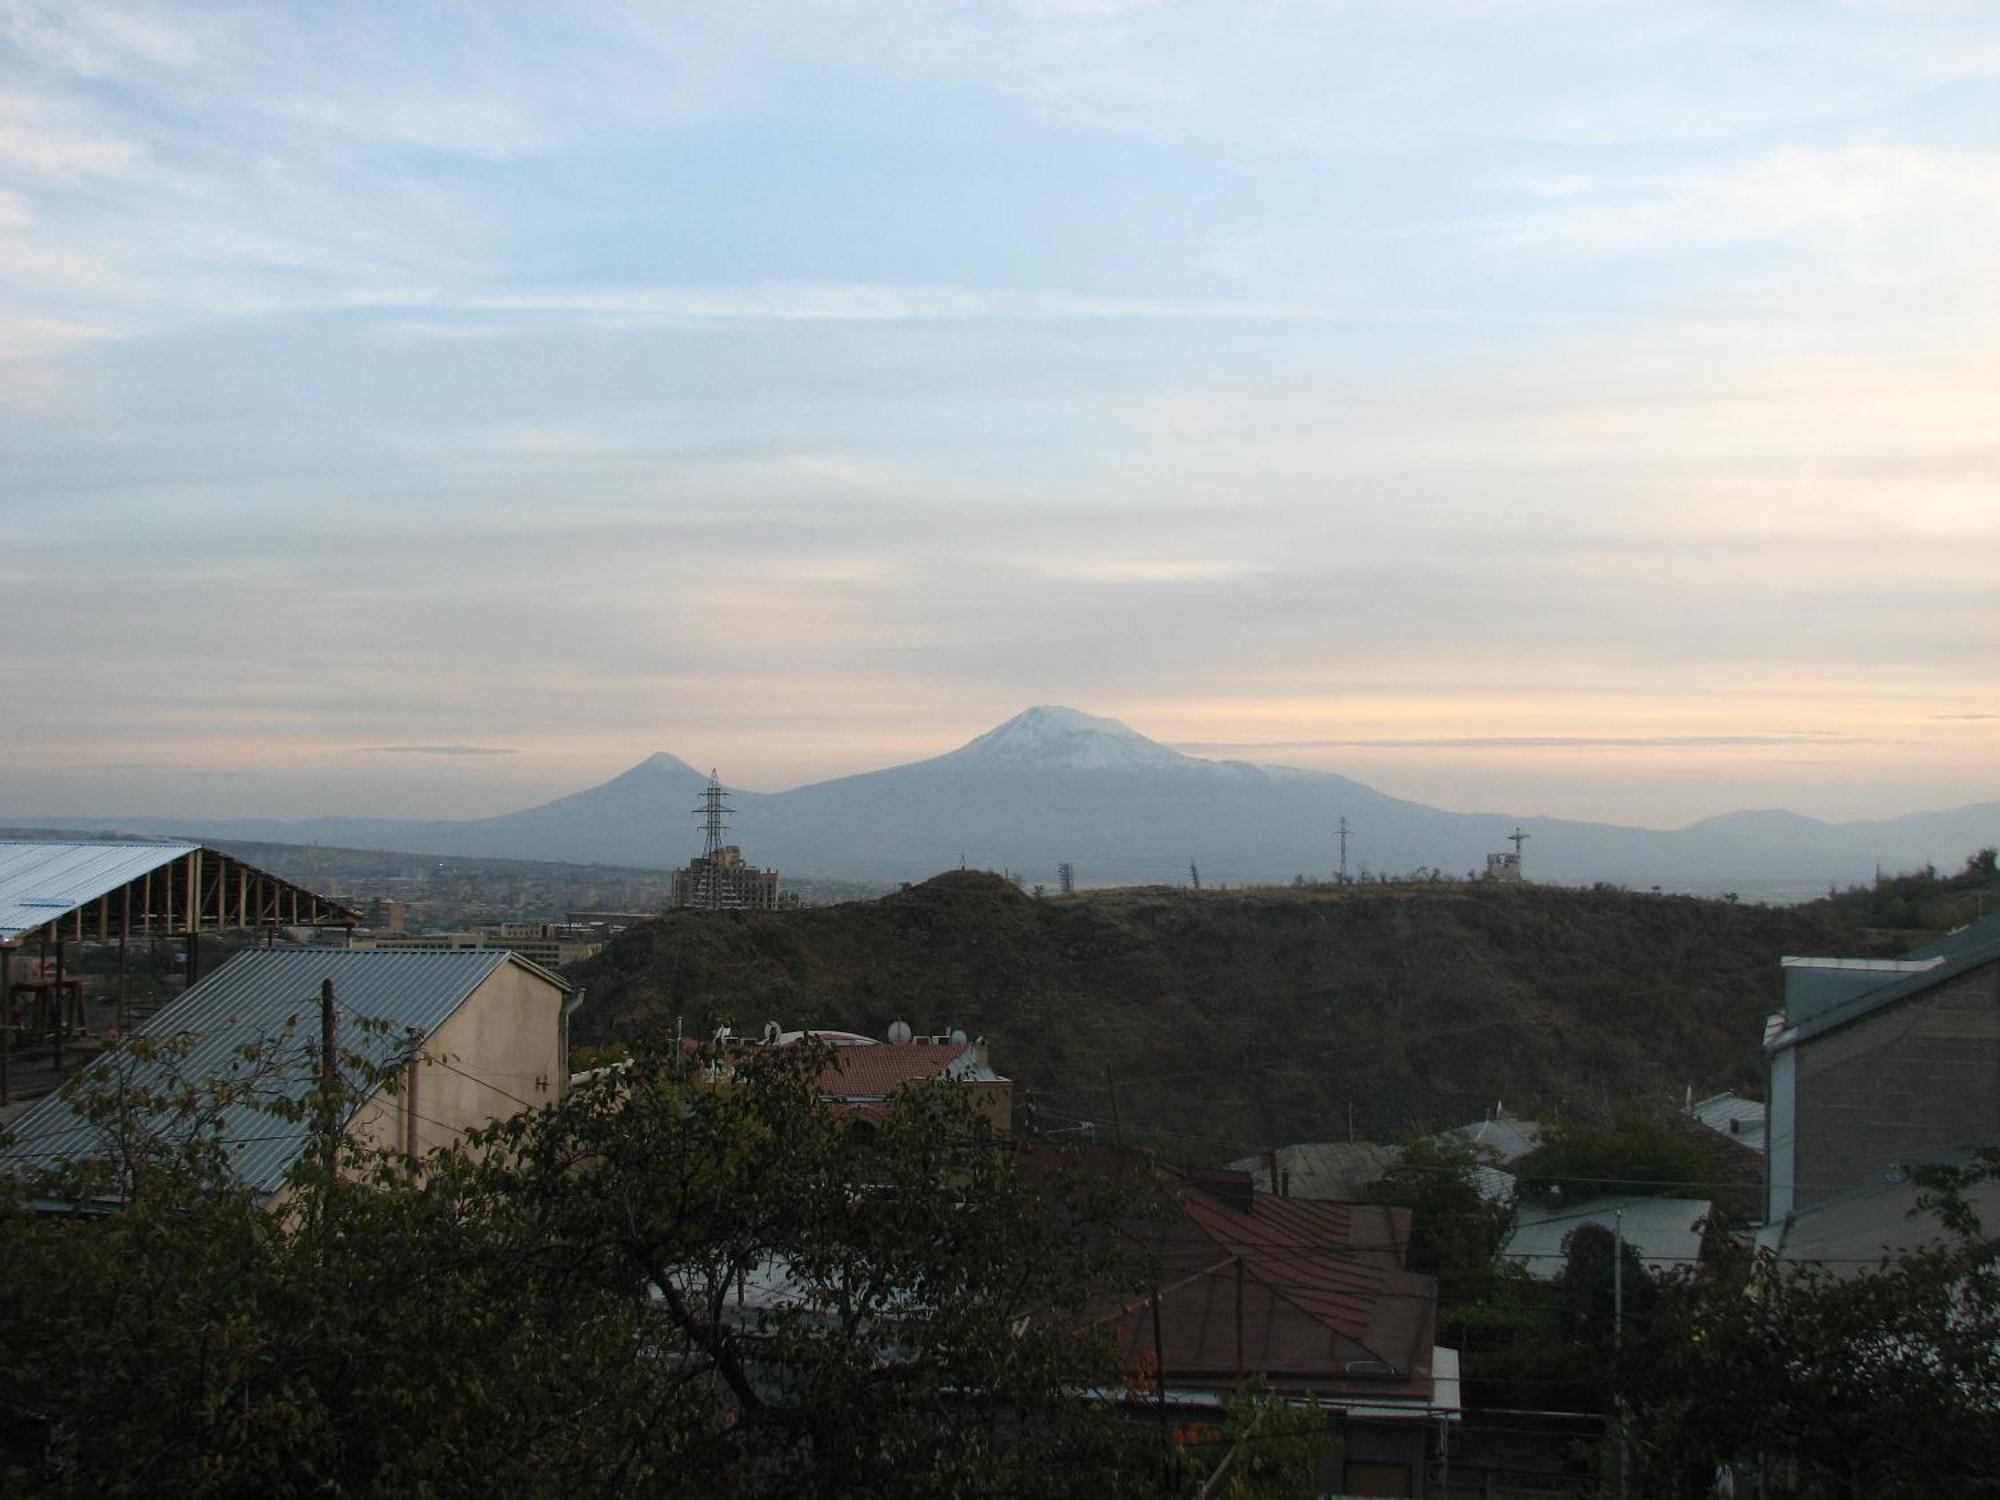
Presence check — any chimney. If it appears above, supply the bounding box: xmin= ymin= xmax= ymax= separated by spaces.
xmin=1265 ymin=1151 xmax=1279 ymax=1195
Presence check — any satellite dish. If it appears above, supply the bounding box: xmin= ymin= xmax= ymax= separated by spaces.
xmin=887 ymin=1020 xmax=913 ymax=1045
xmin=949 ymin=1028 xmax=968 ymax=1045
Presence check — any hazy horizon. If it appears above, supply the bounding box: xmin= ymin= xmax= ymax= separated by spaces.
xmin=5 ymin=3 xmax=1996 ymax=829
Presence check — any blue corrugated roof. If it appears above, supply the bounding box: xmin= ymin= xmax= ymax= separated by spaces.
xmin=0 ymin=840 xmax=199 ymax=942
xmin=1 ymin=948 xmax=565 ymax=1194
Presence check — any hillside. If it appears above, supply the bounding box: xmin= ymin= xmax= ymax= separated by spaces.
xmin=570 ymin=873 xmax=1890 ymax=1159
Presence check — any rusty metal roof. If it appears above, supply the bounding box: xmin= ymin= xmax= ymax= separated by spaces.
xmin=1 ymin=948 xmax=567 ymax=1195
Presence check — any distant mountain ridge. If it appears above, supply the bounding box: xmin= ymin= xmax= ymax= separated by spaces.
xmin=16 ymin=706 xmax=2000 ymax=897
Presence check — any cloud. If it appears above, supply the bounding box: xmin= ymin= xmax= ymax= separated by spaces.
xmin=356 ymin=745 xmax=519 ymax=757
xmin=1931 ymin=713 xmax=1999 ymax=721
xmin=401 ymin=283 xmax=1323 ymax=325
xmin=1489 ymin=146 xmax=2000 ymax=255
xmin=1170 ymin=734 xmax=1888 ymax=753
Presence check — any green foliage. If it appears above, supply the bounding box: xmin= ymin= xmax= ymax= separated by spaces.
xmin=0 ymin=1036 xmax=1155 ymax=1498
xmin=1612 ymin=1154 xmax=2000 ymax=1498
xmin=1515 ymin=1113 xmax=1709 ymax=1206
xmin=1814 ymin=847 xmax=2000 ymax=934
xmin=1366 ymin=1133 xmax=1514 ymax=1310
xmin=1179 ymin=1381 xmax=1339 ymax=1499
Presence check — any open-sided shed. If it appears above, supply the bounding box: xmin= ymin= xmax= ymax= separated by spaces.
xmin=0 ymin=840 xmax=359 ymax=1102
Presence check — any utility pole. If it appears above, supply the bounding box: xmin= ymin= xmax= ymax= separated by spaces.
xmin=318 ymin=978 xmax=339 ymax=1188
xmin=1336 ymin=817 xmax=1350 ymax=883
xmin=1613 ymin=1207 xmax=1625 ymax=1347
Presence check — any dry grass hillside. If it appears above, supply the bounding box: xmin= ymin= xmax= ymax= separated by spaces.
xmin=570 ymin=873 xmax=1888 ymax=1162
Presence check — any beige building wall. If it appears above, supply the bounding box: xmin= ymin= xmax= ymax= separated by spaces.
xmin=347 ymin=960 xmax=570 ymax=1160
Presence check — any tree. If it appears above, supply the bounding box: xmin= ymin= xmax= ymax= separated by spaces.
xmin=1514 ymin=1112 xmax=1709 ymax=1206
xmin=1613 ymin=1151 xmax=2000 ymax=1499
xmin=0 ymin=1036 xmax=1154 ymax=1498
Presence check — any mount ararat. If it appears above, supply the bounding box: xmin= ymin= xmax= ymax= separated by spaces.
xmin=20 ymin=707 xmax=2000 ymax=897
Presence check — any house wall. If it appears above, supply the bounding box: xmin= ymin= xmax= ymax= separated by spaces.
xmin=1791 ymin=958 xmax=2000 ymax=1215
xmin=347 ymin=962 xmax=568 ymax=1158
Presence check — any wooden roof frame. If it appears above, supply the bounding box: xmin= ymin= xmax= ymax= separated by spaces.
xmin=0 ymin=844 xmax=361 ymax=952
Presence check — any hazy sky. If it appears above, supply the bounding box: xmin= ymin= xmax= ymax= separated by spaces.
xmin=4 ymin=0 xmax=1997 ymax=828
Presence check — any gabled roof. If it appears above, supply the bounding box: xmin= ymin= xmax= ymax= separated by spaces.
xmin=0 ymin=840 xmax=200 ymax=941
xmin=2 ymin=948 xmax=567 ymax=1194
xmin=0 ymin=839 xmax=359 ymax=945
xmin=1041 ymin=1148 xmax=1438 ymax=1401
xmin=1772 ymin=925 xmax=2000 ymax=1051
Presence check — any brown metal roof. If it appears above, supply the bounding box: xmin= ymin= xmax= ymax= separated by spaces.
xmin=1031 ymin=1146 xmax=1439 ymax=1402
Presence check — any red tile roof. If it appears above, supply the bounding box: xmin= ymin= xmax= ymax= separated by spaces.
xmin=817 ymin=1042 xmax=971 ymax=1099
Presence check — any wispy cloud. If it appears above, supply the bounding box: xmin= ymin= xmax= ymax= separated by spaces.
xmin=356 ymin=745 xmax=519 ymax=757
xmin=398 ymin=283 xmax=1325 ymax=325
xmin=1171 ymin=734 xmax=1888 ymax=753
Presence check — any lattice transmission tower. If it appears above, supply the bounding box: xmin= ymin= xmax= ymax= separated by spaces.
xmin=694 ymin=769 xmax=733 ymax=909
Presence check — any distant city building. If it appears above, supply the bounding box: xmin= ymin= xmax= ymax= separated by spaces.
xmin=344 ymin=922 xmax=603 ymax=970
xmin=671 ymin=768 xmax=796 ymax=911
xmin=669 ymin=846 xmax=794 ymax=911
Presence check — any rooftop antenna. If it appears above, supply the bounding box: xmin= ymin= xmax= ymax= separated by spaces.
xmin=694 ymin=770 xmax=733 ymax=910
xmin=1336 ymin=817 xmax=1350 ymax=883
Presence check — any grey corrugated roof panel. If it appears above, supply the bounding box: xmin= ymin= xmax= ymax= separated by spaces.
xmin=0 ymin=948 xmax=557 ymax=1195
xmin=1904 ymin=911 xmax=2000 ymax=963
xmin=1502 ymin=1195 xmax=1713 ymax=1281
xmin=1691 ymin=1092 xmax=1767 ymax=1153
xmin=0 ymin=840 xmax=198 ymax=942
xmin=1454 ymin=1116 xmax=1542 ymax=1164
xmin=1228 ymin=1142 xmax=1403 ymax=1200
xmin=1773 ymin=939 xmax=2000 ymax=1052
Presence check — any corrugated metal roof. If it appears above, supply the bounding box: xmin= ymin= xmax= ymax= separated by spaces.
xmin=0 ymin=840 xmax=199 ymax=942
xmin=1502 ymin=1195 xmax=1712 ymax=1280
xmin=1228 ymin=1142 xmax=1402 ymax=1200
xmin=1774 ymin=934 xmax=2000 ymax=1051
xmin=1 ymin=948 xmax=562 ymax=1194
xmin=1691 ymin=1091 xmax=1767 ymax=1152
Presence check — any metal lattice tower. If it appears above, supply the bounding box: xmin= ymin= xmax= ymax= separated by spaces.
xmin=1057 ymin=862 xmax=1075 ymax=897
xmin=694 ymin=770 xmax=733 ymax=909
xmin=1336 ymin=817 xmax=1351 ymax=883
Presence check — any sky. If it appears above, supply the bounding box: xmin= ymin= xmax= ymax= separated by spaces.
xmin=3 ymin=0 xmax=1997 ymax=829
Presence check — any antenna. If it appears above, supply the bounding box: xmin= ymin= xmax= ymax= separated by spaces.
xmin=1336 ymin=817 xmax=1350 ymax=883
xmin=1058 ymin=862 xmax=1075 ymax=897
xmin=693 ymin=770 xmax=733 ymax=909
xmin=1189 ymin=861 xmax=1201 ymax=892
xmin=1508 ymin=826 xmax=1530 ymax=864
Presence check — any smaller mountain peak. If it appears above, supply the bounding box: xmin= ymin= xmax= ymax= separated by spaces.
xmin=621 ymin=751 xmax=703 ymax=779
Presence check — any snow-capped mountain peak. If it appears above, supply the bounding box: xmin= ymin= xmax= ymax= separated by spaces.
xmin=943 ymin=706 xmax=1199 ymax=773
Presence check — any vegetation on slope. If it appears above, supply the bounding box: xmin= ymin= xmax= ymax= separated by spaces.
xmin=572 ymin=873 xmax=1891 ymax=1158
